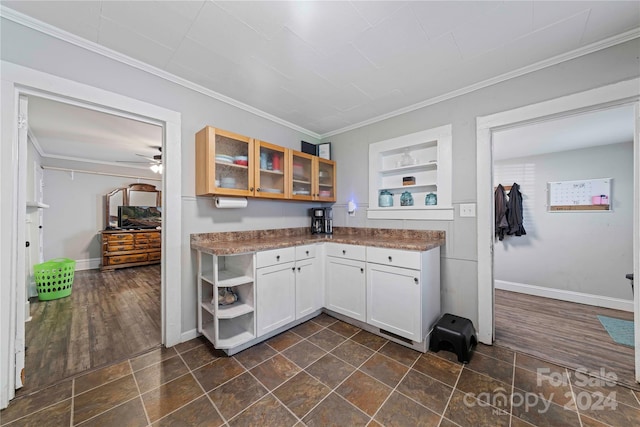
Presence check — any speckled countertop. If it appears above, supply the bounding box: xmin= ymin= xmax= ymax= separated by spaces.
xmin=190 ymin=227 xmax=445 ymax=255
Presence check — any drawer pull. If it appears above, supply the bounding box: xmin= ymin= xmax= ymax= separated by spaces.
xmin=276 ymin=255 xmax=280 ymax=261
xmin=360 ymin=268 xmax=364 ymax=273
xmin=342 ymin=250 xmax=346 ymax=255
xmin=414 ymin=278 xmax=419 ymax=284
xmin=297 ymin=267 xmax=301 ymax=272
xmin=388 ymin=256 xmax=392 ymax=262
xmin=305 ymin=250 xmax=309 ymax=256
xmin=292 ymin=267 xmax=295 ymax=272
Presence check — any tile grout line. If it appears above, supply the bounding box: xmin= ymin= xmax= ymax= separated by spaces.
xmin=127 ymin=359 xmax=151 ymax=427
xmin=177 ymin=349 xmax=229 ymax=427
xmin=72 ymin=395 xmax=144 ymax=427
xmin=437 ymin=358 xmax=464 ymax=427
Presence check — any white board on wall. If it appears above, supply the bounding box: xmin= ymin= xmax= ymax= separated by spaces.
xmin=548 ymin=178 xmax=612 ymax=211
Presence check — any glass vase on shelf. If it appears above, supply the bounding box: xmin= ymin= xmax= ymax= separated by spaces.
xmin=400 ymin=191 xmax=414 ymax=206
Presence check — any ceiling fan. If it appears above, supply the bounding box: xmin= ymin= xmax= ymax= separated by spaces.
xmin=118 ymin=146 xmax=163 ymax=173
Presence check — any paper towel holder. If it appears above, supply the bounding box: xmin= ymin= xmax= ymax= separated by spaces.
xmin=215 ymin=196 xmax=248 ymax=209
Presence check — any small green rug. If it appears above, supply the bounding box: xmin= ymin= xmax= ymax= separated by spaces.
xmin=597 ymin=315 xmax=635 ymax=348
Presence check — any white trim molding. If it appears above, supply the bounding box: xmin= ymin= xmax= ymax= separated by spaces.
xmin=74 ymin=258 xmax=101 ymax=271
xmin=495 ymin=280 xmax=633 ymax=313
xmin=180 ymin=329 xmax=200 ymax=343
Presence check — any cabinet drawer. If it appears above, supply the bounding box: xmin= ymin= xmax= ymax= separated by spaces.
xmin=325 ymin=243 xmax=365 ymax=261
xmin=107 ymin=253 xmax=148 ymax=265
xmin=138 ymin=232 xmax=160 ymax=239
xmin=106 ymin=233 xmax=134 ymax=242
xmin=366 ymin=247 xmax=421 ymax=270
xmin=148 ymin=251 xmax=162 ymax=261
xmin=148 ymin=239 xmax=161 ymax=248
xmin=107 ymin=244 xmax=135 ymax=252
xmin=136 ymin=238 xmax=149 ymax=245
xmin=256 ymin=247 xmax=295 ymax=268
xmin=135 ymin=243 xmax=150 ymax=250
xmin=296 ymin=244 xmax=316 ymax=260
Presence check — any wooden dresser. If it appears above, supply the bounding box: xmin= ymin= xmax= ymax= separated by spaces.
xmin=101 ymin=229 xmax=161 ymax=270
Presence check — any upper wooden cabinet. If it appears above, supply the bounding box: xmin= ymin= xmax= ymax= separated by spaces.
xmin=196 ymin=126 xmax=336 ymax=202
xmin=195 ymin=126 xmax=254 ymax=197
xmin=289 ymin=150 xmax=336 ymax=202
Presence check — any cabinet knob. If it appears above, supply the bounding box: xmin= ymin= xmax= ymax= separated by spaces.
xmin=414 ymin=278 xmax=419 ymax=284
xmin=297 ymin=267 xmax=301 ymax=272
xmin=276 ymin=255 xmax=280 ymax=261
xmin=342 ymin=250 xmax=346 ymax=255
xmin=361 ymin=268 xmax=364 ymax=273
xmin=292 ymin=267 xmax=295 ymax=272
xmin=249 ymin=187 xmax=254 ymax=191
xmin=388 ymin=256 xmax=392 ymax=262
xmin=305 ymin=250 xmax=309 ymax=256
xmin=256 ymin=187 xmax=261 ymax=192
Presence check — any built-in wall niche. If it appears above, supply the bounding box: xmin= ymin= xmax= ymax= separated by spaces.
xmin=368 ymin=124 xmax=453 ymax=220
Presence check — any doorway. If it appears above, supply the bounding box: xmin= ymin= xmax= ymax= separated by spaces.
xmin=476 ymin=78 xmax=640 ymax=385
xmin=20 ymin=94 xmax=165 ymax=393
xmin=0 ymin=62 xmax=182 ymax=409
xmin=491 ymin=105 xmax=636 ymax=387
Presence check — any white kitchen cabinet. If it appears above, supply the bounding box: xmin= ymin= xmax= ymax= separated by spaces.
xmin=196 ymin=251 xmax=256 ymax=350
xmin=295 ymin=245 xmax=322 ymax=319
xmin=256 ymin=262 xmax=296 ymax=337
xmin=325 ymin=244 xmax=366 ymax=322
xmin=366 ymin=246 xmax=441 ymax=342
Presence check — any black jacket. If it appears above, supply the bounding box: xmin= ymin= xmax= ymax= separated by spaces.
xmin=495 ymin=184 xmax=509 ymax=241
xmin=507 ymin=183 xmax=526 ymax=236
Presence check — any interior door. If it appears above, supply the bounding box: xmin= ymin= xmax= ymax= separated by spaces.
xmin=15 ymin=94 xmax=28 ymax=389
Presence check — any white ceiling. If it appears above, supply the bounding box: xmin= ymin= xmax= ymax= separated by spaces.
xmin=493 ymin=104 xmax=636 ymax=160
xmin=4 ymin=1 xmax=639 ymax=137
xmin=28 ymin=96 xmax=163 ymax=168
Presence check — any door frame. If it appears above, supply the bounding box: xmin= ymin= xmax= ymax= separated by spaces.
xmin=0 ymin=61 xmax=182 ymax=408
xmin=476 ymin=77 xmax=640 ymax=382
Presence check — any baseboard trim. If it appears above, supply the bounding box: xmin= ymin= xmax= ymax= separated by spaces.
xmin=75 ymin=258 xmax=101 ymax=271
xmin=495 ymin=280 xmax=633 ymax=312
xmin=180 ymin=329 xmax=200 ymax=343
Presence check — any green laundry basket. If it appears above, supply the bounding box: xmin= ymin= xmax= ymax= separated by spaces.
xmin=34 ymin=258 xmax=76 ymax=301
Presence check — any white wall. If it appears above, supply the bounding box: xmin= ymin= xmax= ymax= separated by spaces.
xmin=326 ymin=39 xmax=640 ymax=327
xmin=42 ymin=169 xmax=159 ymax=267
xmin=494 ymin=142 xmax=633 ymax=301
xmin=2 ymin=17 xmax=639 ymax=334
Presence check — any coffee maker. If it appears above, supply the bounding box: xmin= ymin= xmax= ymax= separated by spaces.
xmin=310 ymin=208 xmax=333 ymax=234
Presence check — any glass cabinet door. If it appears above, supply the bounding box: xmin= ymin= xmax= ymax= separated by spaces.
xmin=290 ymin=150 xmax=314 ymax=201
xmin=255 ymin=140 xmax=287 ymax=199
xmin=315 ymin=158 xmax=336 ymax=202
xmin=213 ymin=129 xmax=254 ymax=196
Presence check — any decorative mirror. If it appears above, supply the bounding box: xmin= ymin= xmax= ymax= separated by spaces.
xmin=104 ymin=183 xmax=161 ymax=229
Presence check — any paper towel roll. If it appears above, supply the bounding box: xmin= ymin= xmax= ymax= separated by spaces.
xmin=215 ymin=197 xmax=248 ymax=209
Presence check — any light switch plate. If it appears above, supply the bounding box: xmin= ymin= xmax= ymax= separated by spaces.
xmin=460 ymin=203 xmax=476 ymax=217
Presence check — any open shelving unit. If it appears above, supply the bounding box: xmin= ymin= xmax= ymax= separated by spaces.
xmin=197 ymin=251 xmax=256 ymax=351
xmin=368 ymin=125 xmax=453 ymax=220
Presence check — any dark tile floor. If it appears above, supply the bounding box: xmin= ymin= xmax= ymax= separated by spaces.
xmin=2 ymin=313 xmax=639 ymax=426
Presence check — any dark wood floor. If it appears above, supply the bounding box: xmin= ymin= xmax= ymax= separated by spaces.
xmin=496 ymin=289 xmax=637 ymax=389
xmin=21 ymin=265 xmax=161 ymax=393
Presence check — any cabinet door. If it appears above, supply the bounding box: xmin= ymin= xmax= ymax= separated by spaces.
xmin=255 ymin=140 xmax=288 ymax=199
xmin=367 ymin=263 xmax=421 ymax=341
xmin=195 ymin=126 xmax=255 ymax=196
xmin=295 ymin=257 xmax=321 ymax=319
xmin=289 ymin=150 xmax=315 ymax=201
xmin=256 ymin=262 xmax=296 ymax=337
xmin=315 ymin=157 xmax=336 ymax=202
xmin=325 ymin=257 xmax=366 ymax=321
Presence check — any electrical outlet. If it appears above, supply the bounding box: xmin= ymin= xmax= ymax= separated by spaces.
xmin=460 ymin=203 xmax=476 ymax=217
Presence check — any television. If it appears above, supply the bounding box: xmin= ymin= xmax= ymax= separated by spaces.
xmin=117 ymin=206 xmax=162 ymax=229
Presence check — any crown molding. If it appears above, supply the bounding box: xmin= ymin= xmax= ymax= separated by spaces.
xmin=2 ymin=5 xmax=637 ymax=141
xmin=321 ymin=27 xmax=640 ymax=139
xmin=0 ymin=5 xmax=321 ymax=140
